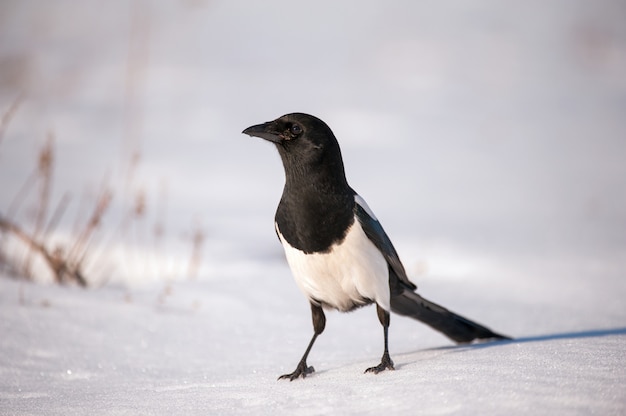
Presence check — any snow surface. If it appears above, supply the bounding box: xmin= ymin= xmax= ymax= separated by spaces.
xmin=1 ymin=0 xmax=626 ymax=414
xmin=2 ymin=257 xmax=625 ymax=415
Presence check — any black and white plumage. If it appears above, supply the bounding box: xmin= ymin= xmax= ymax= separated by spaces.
xmin=243 ymin=113 xmax=510 ymax=380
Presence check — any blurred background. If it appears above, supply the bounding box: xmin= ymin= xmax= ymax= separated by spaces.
xmin=1 ymin=0 xmax=625 ymax=286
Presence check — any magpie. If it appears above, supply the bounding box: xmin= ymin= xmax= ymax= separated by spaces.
xmin=243 ymin=113 xmax=510 ymax=381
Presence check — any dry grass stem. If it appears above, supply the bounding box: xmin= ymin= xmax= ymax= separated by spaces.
xmin=0 ymin=215 xmax=87 ymax=286
xmin=24 ymin=132 xmax=55 ymax=276
xmin=0 ymin=93 xmax=23 ymax=147
xmin=187 ymin=222 xmax=205 ymax=280
xmin=67 ymin=187 xmax=113 ymax=268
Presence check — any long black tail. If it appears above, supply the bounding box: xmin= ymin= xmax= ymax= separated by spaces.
xmin=390 ymin=289 xmax=511 ymax=343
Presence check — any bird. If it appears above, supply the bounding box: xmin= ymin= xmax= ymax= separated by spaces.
xmin=242 ymin=113 xmax=510 ymax=381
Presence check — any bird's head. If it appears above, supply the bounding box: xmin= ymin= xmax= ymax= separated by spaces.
xmin=243 ymin=113 xmax=346 ymax=182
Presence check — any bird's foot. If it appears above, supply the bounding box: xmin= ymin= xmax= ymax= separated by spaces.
xmin=278 ymin=360 xmax=315 ymax=381
xmin=364 ymin=352 xmax=395 ymax=374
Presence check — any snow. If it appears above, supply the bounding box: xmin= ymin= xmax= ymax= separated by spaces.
xmin=1 ymin=0 xmax=626 ymax=414
xmin=2 ymin=257 xmax=625 ymax=415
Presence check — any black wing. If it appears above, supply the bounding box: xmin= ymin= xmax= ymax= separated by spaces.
xmin=353 ymin=194 xmax=417 ymax=291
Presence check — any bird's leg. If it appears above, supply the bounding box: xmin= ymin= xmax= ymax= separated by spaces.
xmin=278 ymin=333 xmax=317 ymax=381
xmin=279 ymin=303 xmax=326 ymax=381
xmin=365 ymin=304 xmax=395 ymax=374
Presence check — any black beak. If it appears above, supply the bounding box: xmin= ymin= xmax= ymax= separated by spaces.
xmin=242 ymin=122 xmax=282 ymax=143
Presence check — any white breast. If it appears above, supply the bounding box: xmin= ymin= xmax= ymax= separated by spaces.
xmin=276 ymin=218 xmax=390 ymax=312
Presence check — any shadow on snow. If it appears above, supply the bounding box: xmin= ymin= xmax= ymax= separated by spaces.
xmin=427 ymin=326 xmax=626 ymax=353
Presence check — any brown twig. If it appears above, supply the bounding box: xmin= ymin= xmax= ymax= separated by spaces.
xmin=187 ymin=220 xmax=205 ymax=280
xmin=122 ymin=0 xmax=151 ymax=193
xmin=0 ymin=93 xmax=23 ymax=147
xmin=67 ymin=187 xmax=113 ymax=269
xmin=24 ymin=132 xmax=55 ymax=277
xmin=43 ymin=192 xmax=71 ymax=241
xmin=5 ymin=170 xmax=37 ymax=222
xmin=0 ymin=215 xmax=87 ymax=286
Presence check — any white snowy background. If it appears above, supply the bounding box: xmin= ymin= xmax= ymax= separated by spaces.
xmin=1 ymin=0 xmax=625 ymax=415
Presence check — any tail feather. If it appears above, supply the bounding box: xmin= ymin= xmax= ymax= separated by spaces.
xmin=390 ymin=290 xmax=511 ymax=343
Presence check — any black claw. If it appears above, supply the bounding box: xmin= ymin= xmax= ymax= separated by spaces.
xmin=364 ymin=353 xmax=395 ymax=374
xmin=278 ymin=361 xmax=315 ymax=381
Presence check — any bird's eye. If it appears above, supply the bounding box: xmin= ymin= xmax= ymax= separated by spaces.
xmin=290 ymin=124 xmax=302 ymax=136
